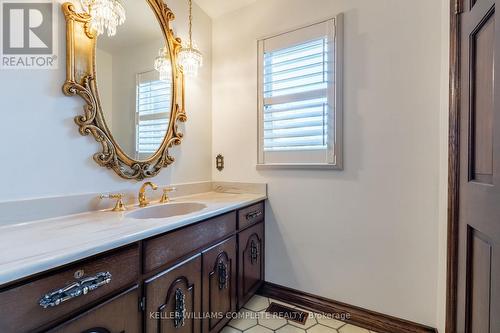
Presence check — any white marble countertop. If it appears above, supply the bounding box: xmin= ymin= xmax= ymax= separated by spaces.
xmin=0 ymin=191 xmax=266 ymax=286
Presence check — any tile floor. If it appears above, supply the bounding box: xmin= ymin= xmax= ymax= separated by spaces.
xmin=222 ymin=295 xmax=379 ymax=333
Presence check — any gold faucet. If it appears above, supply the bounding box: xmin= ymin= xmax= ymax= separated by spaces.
xmin=138 ymin=182 xmax=158 ymax=207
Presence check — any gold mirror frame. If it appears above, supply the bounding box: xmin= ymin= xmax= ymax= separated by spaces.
xmin=62 ymin=1 xmax=186 ymax=180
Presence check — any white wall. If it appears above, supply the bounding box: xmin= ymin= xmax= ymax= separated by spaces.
xmin=212 ymin=0 xmax=444 ymax=327
xmin=0 ymin=0 xmax=212 ymax=201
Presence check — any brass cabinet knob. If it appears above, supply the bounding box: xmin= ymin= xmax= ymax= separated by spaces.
xmin=160 ymin=187 xmax=176 ymax=203
xmin=99 ymin=193 xmax=126 ymax=212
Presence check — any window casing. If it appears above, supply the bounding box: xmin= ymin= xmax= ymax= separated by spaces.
xmin=257 ymin=16 xmax=343 ymax=169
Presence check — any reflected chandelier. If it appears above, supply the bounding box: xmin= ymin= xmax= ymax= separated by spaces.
xmin=154 ymin=46 xmax=172 ymax=81
xmin=80 ymin=0 xmax=126 ymax=37
xmin=177 ymin=0 xmax=203 ymax=77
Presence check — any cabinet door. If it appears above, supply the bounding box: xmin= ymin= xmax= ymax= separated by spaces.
xmin=238 ymin=223 xmax=264 ymax=308
xmin=47 ymin=287 xmax=140 ymax=333
xmin=145 ymin=254 xmax=202 ymax=333
xmin=202 ymin=237 xmax=237 ymax=333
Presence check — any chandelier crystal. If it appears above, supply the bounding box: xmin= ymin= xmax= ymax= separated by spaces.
xmin=80 ymin=0 xmax=126 ymax=37
xmin=154 ymin=46 xmax=172 ymax=81
xmin=177 ymin=0 xmax=203 ymax=77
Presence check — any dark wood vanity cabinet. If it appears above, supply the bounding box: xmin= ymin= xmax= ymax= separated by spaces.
xmin=145 ymin=254 xmax=202 ymax=333
xmin=0 ymin=245 xmax=140 ymax=333
xmin=47 ymin=287 xmax=141 ymax=333
xmin=0 ymin=201 xmax=265 ymax=333
xmin=238 ymin=202 xmax=264 ymax=229
xmin=238 ymin=223 xmax=264 ymax=308
xmin=202 ymin=237 xmax=237 ymax=333
xmin=143 ymin=212 xmax=237 ymax=273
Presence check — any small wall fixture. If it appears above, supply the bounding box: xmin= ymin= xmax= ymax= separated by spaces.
xmin=216 ymin=154 xmax=224 ymax=171
xmin=80 ymin=0 xmax=126 ymax=36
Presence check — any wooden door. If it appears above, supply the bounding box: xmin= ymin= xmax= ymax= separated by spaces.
xmin=456 ymin=0 xmax=500 ymax=331
xmin=202 ymin=237 xmax=237 ymax=333
xmin=47 ymin=288 xmax=140 ymax=333
xmin=238 ymin=223 xmax=264 ymax=308
xmin=145 ymin=254 xmax=202 ymax=333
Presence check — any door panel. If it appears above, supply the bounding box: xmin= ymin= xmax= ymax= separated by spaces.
xmin=466 ymin=229 xmax=492 ymax=333
xmin=238 ymin=223 xmax=264 ymax=308
xmin=470 ymin=9 xmax=494 ymax=183
xmin=457 ymin=0 xmax=500 ymax=332
xmin=202 ymin=237 xmax=237 ymax=333
xmin=145 ymin=255 xmax=202 ymax=333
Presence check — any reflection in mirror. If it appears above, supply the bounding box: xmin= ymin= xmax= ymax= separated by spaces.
xmin=96 ymin=0 xmax=173 ymax=161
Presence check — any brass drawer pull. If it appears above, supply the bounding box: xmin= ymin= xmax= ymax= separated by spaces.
xmin=245 ymin=210 xmax=262 ymax=221
xmin=39 ymin=272 xmax=112 ymax=309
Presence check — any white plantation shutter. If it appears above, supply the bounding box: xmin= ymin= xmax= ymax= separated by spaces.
xmin=263 ymin=37 xmax=329 ymax=151
xmin=257 ymin=17 xmax=343 ymax=168
xmin=136 ymin=70 xmax=172 ymax=157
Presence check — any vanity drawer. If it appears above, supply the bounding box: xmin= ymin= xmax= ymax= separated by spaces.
xmin=47 ymin=287 xmax=140 ymax=333
xmin=238 ymin=201 xmax=264 ymax=230
xmin=0 ymin=245 xmax=139 ymax=333
xmin=143 ymin=212 xmax=236 ymax=273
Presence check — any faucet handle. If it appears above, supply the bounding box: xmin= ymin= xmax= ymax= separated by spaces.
xmin=160 ymin=187 xmax=176 ymax=203
xmin=99 ymin=193 xmax=126 ymax=212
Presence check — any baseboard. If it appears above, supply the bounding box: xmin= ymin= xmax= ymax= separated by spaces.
xmin=258 ymin=282 xmax=437 ymax=333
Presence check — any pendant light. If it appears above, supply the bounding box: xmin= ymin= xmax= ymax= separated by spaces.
xmin=154 ymin=46 xmax=172 ymax=81
xmin=177 ymin=0 xmax=203 ymax=77
xmin=80 ymin=0 xmax=126 ymax=37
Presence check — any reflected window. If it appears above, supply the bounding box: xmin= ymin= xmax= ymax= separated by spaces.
xmin=136 ymin=70 xmax=172 ymax=158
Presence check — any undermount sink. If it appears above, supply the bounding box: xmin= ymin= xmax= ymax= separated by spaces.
xmin=127 ymin=202 xmax=207 ymax=220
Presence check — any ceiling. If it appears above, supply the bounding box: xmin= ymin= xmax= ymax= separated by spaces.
xmin=97 ymin=0 xmax=258 ymax=53
xmin=194 ymin=0 xmax=257 ymax=18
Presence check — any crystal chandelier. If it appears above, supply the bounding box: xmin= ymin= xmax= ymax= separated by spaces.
xmin=177 ymin=0 xmax=203 ymax=77
xmin=154 ymin=46 xmax=172 ymax=81
xmin=80 ymin=0 xmax=126 ymax=37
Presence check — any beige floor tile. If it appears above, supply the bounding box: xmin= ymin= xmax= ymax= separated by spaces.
xmin=338 ymin=324 xmax=370 ymax=333
xmin=221 ymin=326 xmax=242 ymax=333
xmin=224 ymin=296 xmax=372 ymax=333
xmin=258 ymin=312 xmax=288 ymax=330
xmin=246 ymin=325 xmax=274 ymax=333
xmin=244 ymin=295 xmax=270 ymax=312
xmin=315 ymin=316 xmax=345 ymax=329
xmin=307 ymin=324 xmax=339 ymax=333
xmin=228 ymin=309 xmax=259 ymax=331
xmin=277 ymin=324 xmax=307 ymax=333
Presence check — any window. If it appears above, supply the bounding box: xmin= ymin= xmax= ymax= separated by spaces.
xmin=257 ymin=16 xmax=343 ymax=169
xmin=136 ymin=70 xmax=172 ymax=159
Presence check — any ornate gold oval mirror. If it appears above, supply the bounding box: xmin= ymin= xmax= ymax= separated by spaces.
xmin=62 ymin=0 xmax=186 ymax=180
